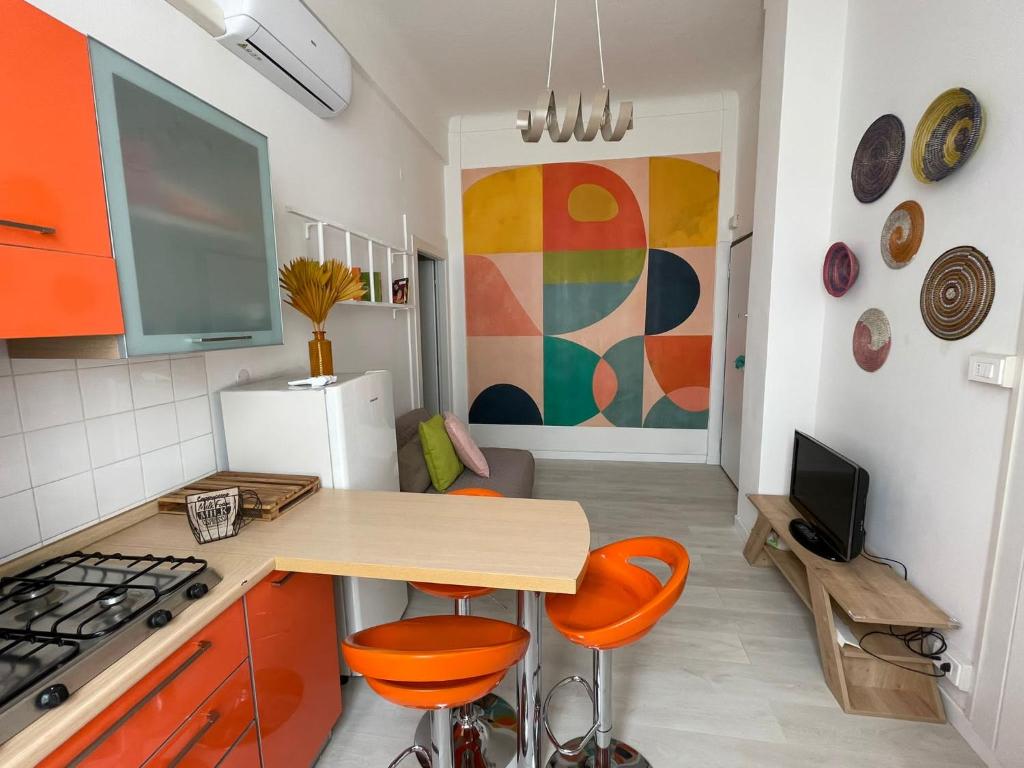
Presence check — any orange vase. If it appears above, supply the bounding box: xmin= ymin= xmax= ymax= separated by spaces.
xmin=308 ymin=331 xmax=334 ymax=376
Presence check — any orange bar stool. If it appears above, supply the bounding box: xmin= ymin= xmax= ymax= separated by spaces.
xmin=542 ymin=537 xmax=690 ymax=768
xmin=343 ymin=615 xmax=529 ymax=768
xmin=408 ymin=487 xmax=517 ymax=767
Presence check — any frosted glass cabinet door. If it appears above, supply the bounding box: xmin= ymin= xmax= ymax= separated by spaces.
xmin=90 ymin=41 xmax=283 ymax=355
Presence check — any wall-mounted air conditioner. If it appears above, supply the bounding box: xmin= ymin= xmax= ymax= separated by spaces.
xmin=211 ymin=0 xmax=352 ymax=117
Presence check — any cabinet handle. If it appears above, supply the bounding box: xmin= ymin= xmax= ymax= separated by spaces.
xmin=271 ymin=571 xmax=297 ymax=588
xmin=166 ymin=711 xmax=220 ymax=768
xmin=186 ymin=335 xmax=254 ymax=343
xmin=68 ymin=641 xmax=213 ymax=766
xmin=0 ymin=218 xmax=56 ymax=235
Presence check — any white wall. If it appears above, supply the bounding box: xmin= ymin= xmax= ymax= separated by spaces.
xmin=742 ymin=0 xmax=1024 ymax=755
xmin=737 ymin=0 xmax=848 ymax=525
xmin=733 ymin=79 xmax=763 ymax=240
xmin=445 ymin=91 xmax=758 ymax=462
xmin=811 ymin=0 xmax=1024 ymax=740
xmin=306 ymin=0 xmax=448 ymax=158
xmin=0 ymin=0 xmax=445 ymax=558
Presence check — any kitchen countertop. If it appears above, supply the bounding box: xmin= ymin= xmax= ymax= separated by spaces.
xmin=0 ymin=488 xmax=590 ymax=768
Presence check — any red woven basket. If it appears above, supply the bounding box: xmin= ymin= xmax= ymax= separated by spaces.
xmin=823 ymin=242 xmax=859 ymax=297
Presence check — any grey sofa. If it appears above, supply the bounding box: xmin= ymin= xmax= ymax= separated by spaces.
xmin=395 ymin=408 xmax=535 ymax=498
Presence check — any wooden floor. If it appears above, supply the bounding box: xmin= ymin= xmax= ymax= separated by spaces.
xmin=317 ymin=461 xmax=983 ymax=767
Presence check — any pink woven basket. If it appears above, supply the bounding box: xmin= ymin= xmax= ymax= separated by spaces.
xmin=823 ymin=242 xmax=860 ymax=297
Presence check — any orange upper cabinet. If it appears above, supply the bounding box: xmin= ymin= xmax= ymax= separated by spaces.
xmin=0 ymin=245 xmax=124 ymax=338
xmin=246 ymin=572 xmax=343 ymax=768
xmin=0 ymin=0 xmax=123 ymax=340
xmin=0 ymin=0 xmax=112 ymax=259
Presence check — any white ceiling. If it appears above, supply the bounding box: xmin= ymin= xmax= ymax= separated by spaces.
xmin=339 ymin=0 xmax=765 ymax=118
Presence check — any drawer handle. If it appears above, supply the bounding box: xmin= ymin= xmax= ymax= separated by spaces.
xmin=167 ymin=711 xmax=220 ymax=768
xmin=0 ymin=218 xmax=56 ymax=235
xmin=68 ymin=641 xmax=213 ymax=766
xmin=271 ymin=572 xmax=297 ymax=588
xmin=186 ymin=335 xmax=254 ymax=343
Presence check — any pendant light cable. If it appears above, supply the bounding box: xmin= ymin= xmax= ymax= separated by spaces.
xmin=546 ymin=0 xmax=559 ymax=89
xmin=519 ymin=0 xmax=632 ymax=143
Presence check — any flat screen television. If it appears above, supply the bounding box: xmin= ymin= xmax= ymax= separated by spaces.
xmin=788 ymin=431 xmax=868 ymax=562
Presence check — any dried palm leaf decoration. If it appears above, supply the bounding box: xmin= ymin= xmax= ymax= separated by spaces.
xmin=279 ymin=258 xmax=365 ymax=332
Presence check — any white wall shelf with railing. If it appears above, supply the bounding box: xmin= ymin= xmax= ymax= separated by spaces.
xmin=287 ymin=207 xmax=415 ymax=316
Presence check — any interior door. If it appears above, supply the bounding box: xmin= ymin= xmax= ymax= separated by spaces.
xmin=996 ymin=578 xmax=1024 ymax=767
xmin=720 ymin=234 xmax=752 ymax=485
xmin=418 ymin=257 xmax=441 ymax=414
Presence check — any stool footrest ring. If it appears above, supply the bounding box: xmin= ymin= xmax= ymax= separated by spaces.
xmin=543 ymin=674 xmax=599 ymax=757
xmin=387 ymin=743 xmax=431 ymax=768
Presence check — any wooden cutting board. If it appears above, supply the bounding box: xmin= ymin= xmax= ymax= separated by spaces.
xmin=158 ymin=471 xmax=321 ymax=521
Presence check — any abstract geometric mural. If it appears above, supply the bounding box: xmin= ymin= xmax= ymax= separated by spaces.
xmin=463 ymin=155 xmax=718 ymax=429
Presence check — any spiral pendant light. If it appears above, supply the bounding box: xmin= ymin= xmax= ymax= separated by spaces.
xmin=516 ymin=0 xmax=634 ymax=143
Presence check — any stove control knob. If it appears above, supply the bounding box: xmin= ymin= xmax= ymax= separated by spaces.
xmin=148 ymin=609 xmax=173 ymax=629
xmin=36 ymin=684 xmax=69 ymax=710
xmin=186 ymin=583 xmax=209 ymax=600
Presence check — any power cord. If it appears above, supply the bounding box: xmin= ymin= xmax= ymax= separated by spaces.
xmin=857 ymin=625 xmax=951 ymax=678
xmin=855 ymin=548 xmax=950 ymax=677
xmin=863 ymin=548 xmax=908 ymax=580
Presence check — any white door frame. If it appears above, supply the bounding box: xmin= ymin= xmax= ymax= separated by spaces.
xmin=720 ymin=230 xmax=753 ymax=486
xmin=970 ymin=306 xmax=1024 ymax=758
xmin=409 ymin=234 xmax=453 ymax=414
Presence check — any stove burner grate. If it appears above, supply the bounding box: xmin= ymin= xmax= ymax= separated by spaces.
xmin=0 ymin=631 xmax=80 ymax=710
xmin=0 ymin=552 xmax=208 ymax=641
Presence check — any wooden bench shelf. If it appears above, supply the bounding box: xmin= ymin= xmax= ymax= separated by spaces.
xmin=743 ymin=494 xmax=957 ymax=723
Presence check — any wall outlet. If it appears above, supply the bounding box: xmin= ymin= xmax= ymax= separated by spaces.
xmin=941 ymin=647 xmax=974 ymax=692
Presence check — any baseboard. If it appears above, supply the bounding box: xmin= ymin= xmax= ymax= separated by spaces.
xmin=940 ymin=689 xmax=1002 ymax=768
xmin=734 ymin=512 xmax=752 ymax=540
xmin=532 ymin=450 xmax=708 ymax=463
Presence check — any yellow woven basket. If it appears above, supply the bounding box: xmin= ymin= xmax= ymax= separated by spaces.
xmin=911 ymin=88 xmax=985 ymax=183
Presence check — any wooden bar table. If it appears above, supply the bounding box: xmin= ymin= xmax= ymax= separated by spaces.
xmin=26 ymin=488 xmax=592 ymax=768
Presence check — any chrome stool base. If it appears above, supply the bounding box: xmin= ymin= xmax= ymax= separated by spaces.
xmin=545 ymin=738 xmax=651 ymax=768
xmin=414 ymin=693 xmax=518 ymax=768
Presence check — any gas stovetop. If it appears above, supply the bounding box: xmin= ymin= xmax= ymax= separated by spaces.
xmin=0 ymin=551 xmax=221 ymax=746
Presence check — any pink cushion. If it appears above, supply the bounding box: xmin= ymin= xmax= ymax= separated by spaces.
xmin=443 ymin=412 xmax=490 ymax=478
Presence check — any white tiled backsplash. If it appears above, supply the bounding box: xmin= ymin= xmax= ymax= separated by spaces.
xmin=0 ymin=341 xmax=216 ymax=562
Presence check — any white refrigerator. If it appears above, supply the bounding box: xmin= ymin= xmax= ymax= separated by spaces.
xmin=220 ymin=371 xmax=409 ymax=668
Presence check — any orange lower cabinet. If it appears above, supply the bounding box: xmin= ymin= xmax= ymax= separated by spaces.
xmin=246 ymin=572 xmax=342 ymax=767
xmin=39 ymin=601 xmax=248 ymax=768
xmin=144 ymin=661 xmax=254 ymax=768
xmin=218 ymin=723 xmax=261 ymax=768
xmin=0 ymin=244 xmax=123 ymax=338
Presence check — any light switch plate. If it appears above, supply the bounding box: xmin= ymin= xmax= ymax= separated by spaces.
xmin=968 ymin=354 xmax=1018 ymax=388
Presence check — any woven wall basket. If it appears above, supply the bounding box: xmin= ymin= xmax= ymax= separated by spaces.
xmin=851 ymin=114 xmax=905 ymax=203
xmin=823 ymin=242 xmax=860 ymax=297
xmin=911 ymin=88 xmax=985 ymax=183
xmin=920 ymin=246 xmax=995 ymax=340
xmin=880 ymin=200 xmax=925 ymax=269
xmin=853 ymin=308 xmax=892 ymax=372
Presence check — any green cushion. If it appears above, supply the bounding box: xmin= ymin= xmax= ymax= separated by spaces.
xmin=418 ymin=414 xmax=464 ymax=492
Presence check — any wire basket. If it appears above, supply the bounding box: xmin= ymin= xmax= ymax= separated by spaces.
xmin=185 ymin=487 xmax=263 ymax=545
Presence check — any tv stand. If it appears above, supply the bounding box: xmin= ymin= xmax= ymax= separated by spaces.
xmin=743 ymin=494 xmax=959 ymax=723
xmin=788 ymin=518 xmax=843 ymax=561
